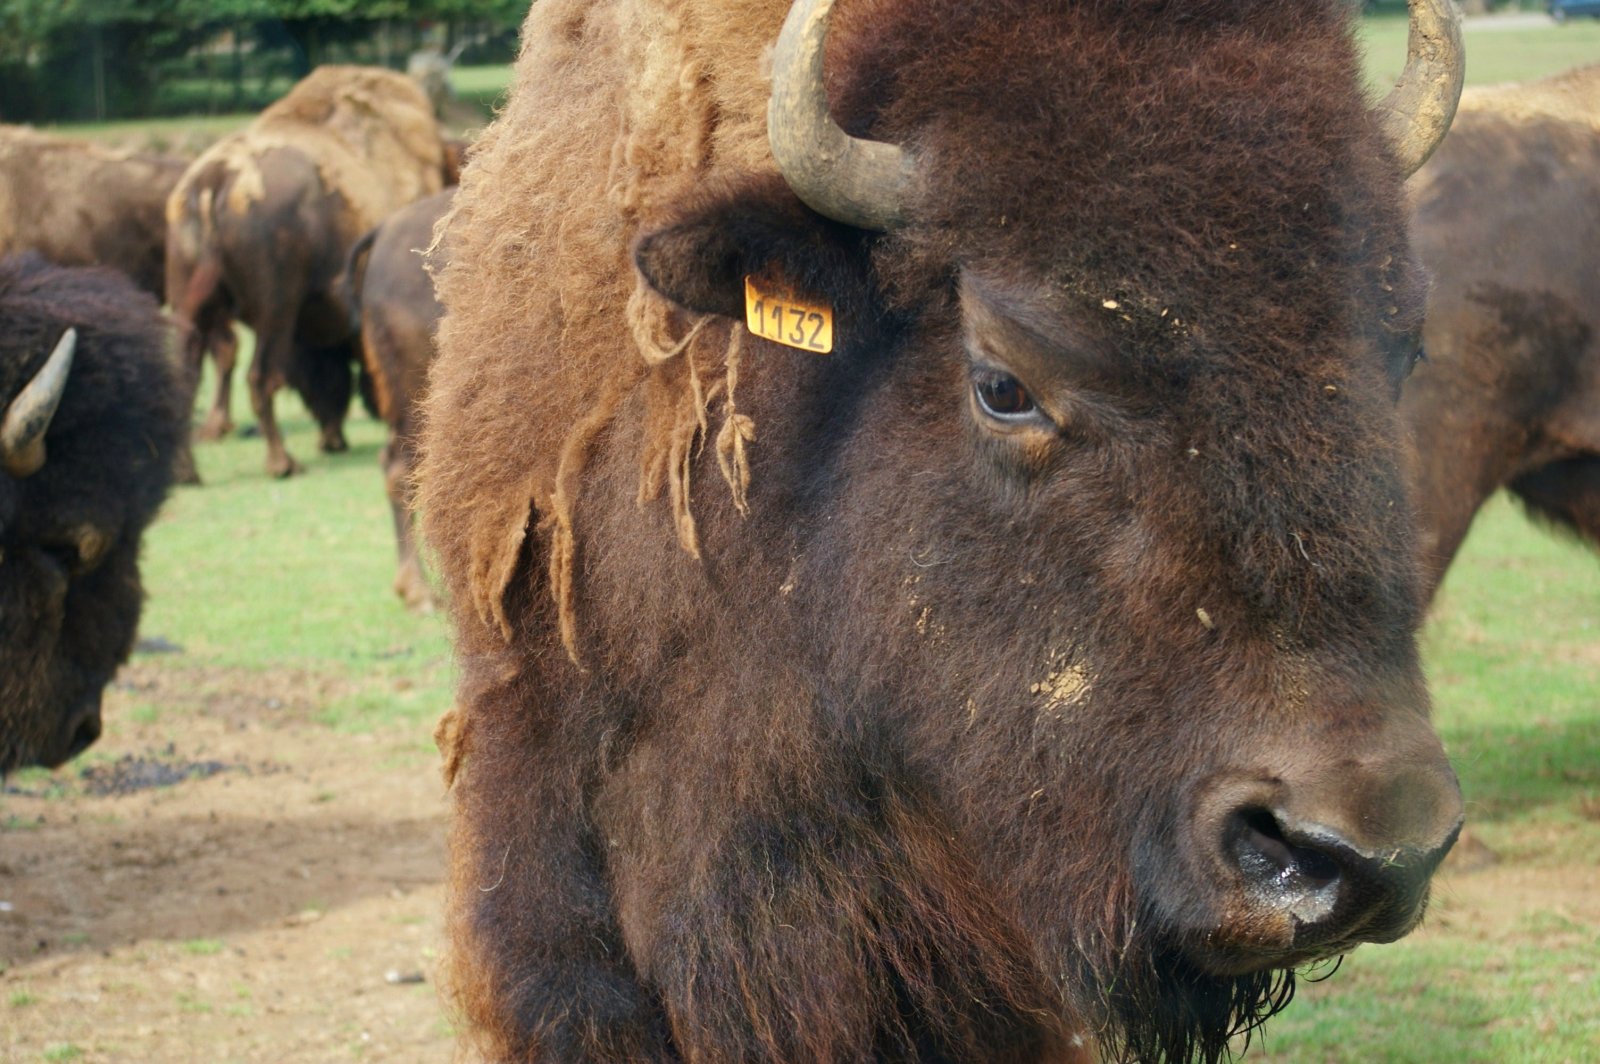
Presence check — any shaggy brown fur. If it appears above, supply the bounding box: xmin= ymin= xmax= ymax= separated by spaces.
xmin=421 ymin=2 xmax=1463 ymax=1061
xmin=0 ymin=253 xmax=185 ymax=773
xmin=342 ymin=187 xmax=455 ymax=610
xmin=1403 ymin=64 xmax=1600 ymax=596
xmin=165 ymin=66 xmax=450 ymax=477
xmin=0 ymin=125 xmax=188 ymax=299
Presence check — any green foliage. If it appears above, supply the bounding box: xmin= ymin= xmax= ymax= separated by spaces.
xmin=0 ymin=0 xmax=523 ymax=122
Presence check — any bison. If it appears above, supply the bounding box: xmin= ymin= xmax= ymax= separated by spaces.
xmin=1404 ymin=64 xmax=1600 ymax=598
xmin=419 ymin=1 xmax=1468 ymax=1060
xmin=0 ymin=125 xmax=233 ymax=483
xmin=0 ymin=254 xmax=185 ymax=774
xmin=165 ymin=65 xmax=452 ymax=477
xmin=0 ymin=126 xmax=188 ymax=300
xmin=343 ymin=187 xmax=455 ymax=611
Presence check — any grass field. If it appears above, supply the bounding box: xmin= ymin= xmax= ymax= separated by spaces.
xmin=6 ymin=10 xmax=1599 ymax=1064
xmin=135 ymin=387 xmax=455 ymax=737
xmin=1362 ymin=12 xmax=1600 ymax=86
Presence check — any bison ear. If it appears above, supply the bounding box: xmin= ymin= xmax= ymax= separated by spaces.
xmin=633 ymin=173 xmax=876 ymax=322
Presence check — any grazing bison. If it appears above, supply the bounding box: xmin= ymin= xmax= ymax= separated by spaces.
xmin=0 ymin=254 xmax=184 ymax=774
xmin=165 ymin=66 xmax=452 ymax=477
xmin=0 ymin=125 xmax=188 ymax=300
xmin=1404 ymin=64 xmax=1600 ymax=597
xmin=344 ymin=187 xmax=455 ymax=610
xmin=420 ymin=1 xmax=1467 ymax=1060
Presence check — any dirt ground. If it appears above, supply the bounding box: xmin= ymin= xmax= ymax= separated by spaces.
xmin=3 ymin=660 xmax=1596 ymax=1063
xmin=1 ymin=661 xmax=454 ymax=1063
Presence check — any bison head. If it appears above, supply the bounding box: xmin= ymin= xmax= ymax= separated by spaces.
xmin=621 ymin=0 xmax=1464 ymax=1057
xmin=0 ymin=255 xmax=183 ymax=775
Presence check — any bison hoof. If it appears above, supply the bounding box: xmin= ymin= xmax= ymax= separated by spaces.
xmin=396 ymin=572 xmax=436 ymax=614
xmin=319 ymin=431 xmax=350 ymax=454
xmin=194 ymin=414 xmax=236 ymax=442
xmin=266 ymin=453 xmax=304 ymax=478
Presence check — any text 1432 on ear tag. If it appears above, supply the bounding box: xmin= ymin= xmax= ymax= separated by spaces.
xmin=744 ymin=275 xmax=834 ymax=354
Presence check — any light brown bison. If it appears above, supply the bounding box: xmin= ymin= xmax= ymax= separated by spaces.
xmin=343 ymin=187 xmax=455 ymax=611
xmin=165 ymin=66 xmax=452 ymax=477
xmin=0 ymin=254 xmax=185 ymax=773
xmin=420 ymin=1 xmax=1467 ymax=1060
xmin=1404 ymin=64 xmax=1600 ymax=597
xmin=0 ymin=125 xmax=188 ymax=300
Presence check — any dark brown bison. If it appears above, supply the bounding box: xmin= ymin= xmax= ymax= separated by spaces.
xmin=0 ymin=254 xmax=185 ymax=774
xmin=0 ymin=125 xmax=188 ymax=300
xmin=419 ymin=1 xmax=1467 ymax=1060
xmin=343 ymin=187 xmax=455 ymax=611
xmin=165 ymin=66 xmax=452 ymax=477
xmin=1404 ymin=64 xmax=1600 ymax=597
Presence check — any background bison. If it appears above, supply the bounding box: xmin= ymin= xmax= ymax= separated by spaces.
xmin=165 ymin=66 xmax=452 ymax=477
xmin=1405 ymin=64 xmax=1600 ymax=598
xmin=0 ymin=254 xmax=185 ymax=774
xmin=420 ymin=0 xmax=1466 ymax=1061
xmin=0 ymin=126 xmax=187 ymax=300
xmin=344 ymin=187 xmax=455 ymax=611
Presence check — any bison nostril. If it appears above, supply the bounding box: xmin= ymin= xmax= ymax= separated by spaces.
xmin=1227 ymin=807 xmax=1345 ymax=925
xmin=1235 ymin=807 xmax=1341 ymax=888
xmin=64 ymin=709 xmax=101 ymax=760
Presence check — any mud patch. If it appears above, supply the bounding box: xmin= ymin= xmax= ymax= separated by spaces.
xmin=77 ymin=752 xmax=231 ymax=797
xmin=0 ymin=661 xmax=452 ymax=1063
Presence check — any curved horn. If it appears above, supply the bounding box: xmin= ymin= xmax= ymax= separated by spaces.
xmin=768 ymin=0 xmax=917 ymax=231
xmin=1375 ymin=0 xmax=1465 ymax=177
xmin=2 ymin=328 xmax=76 ymax=478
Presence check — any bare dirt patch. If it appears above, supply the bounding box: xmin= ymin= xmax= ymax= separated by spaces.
xmin=1 ymin=662 xmax=452 ymax=1063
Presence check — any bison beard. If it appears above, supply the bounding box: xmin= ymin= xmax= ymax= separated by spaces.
xmin=421 ymin=1 xmax=1464 ymax=1061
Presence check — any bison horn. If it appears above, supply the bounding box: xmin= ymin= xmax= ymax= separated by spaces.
xmin=768 ymin=0 xmax=917 ymax=231
xmin=1376 ymin=0 xmax=1465 ymax=177
xmin=2 ymin=328 xmax=76 ymax=478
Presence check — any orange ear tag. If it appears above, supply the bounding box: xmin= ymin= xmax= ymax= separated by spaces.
xmin=743 ymin=275 xmax=834 ymax=354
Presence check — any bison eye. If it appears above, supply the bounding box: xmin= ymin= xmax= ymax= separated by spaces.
xmin=973 ymin=371 xmax=1037 ymax=421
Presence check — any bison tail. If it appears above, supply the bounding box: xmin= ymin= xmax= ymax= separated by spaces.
xmin=339 ymin=227 xmax=380 ymax=336
xmin=174 ymin=253 xmax=224 ymax=326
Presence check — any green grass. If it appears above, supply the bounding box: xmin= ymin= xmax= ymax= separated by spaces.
xmin=450 ymin=63 xmax=514 ymax=114
xmin=47 ymin=112 xmax=257 ymax=150
xmin=1362 ymin=12 xmax=1600 ymax=87
xmin=1426 ymin=499 xmax=1600 ymax=860
xmin=135 ymin=354 xmax=454 ymax=734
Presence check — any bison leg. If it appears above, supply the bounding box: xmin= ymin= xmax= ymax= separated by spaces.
xmin=291 ymin=345 xmax=354 ymax=454
xmin=165 ymin=313 xmax=213 ymax=485
xmin=1508 ymin=456 xmax=1600 ymax=551
xmin=382 ymin=437 xmax=433 ymax=611
xmin=195 ymin=321 xmax=239 ymax=441
xmin=248 ymin=326 xmax=302 ymax=478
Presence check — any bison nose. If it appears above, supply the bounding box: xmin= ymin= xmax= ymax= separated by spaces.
xmin=1224 ymin=802 xmax=1459 ymax=945
xmin=44 ymin=699 xmax=102 ymax=768
xmin=1209 ymin=725 xmax=1463 ymax=959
